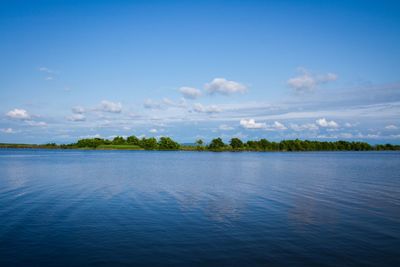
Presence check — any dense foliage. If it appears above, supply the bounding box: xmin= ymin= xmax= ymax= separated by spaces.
xmin=201 ymin=138 xmax=400 ymax=151
xmin=74 ymin=135 xmax=181 ymax=150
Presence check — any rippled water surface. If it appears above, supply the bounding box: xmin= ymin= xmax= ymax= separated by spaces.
xmin=0 ymin=149 xmax=399 ymax=266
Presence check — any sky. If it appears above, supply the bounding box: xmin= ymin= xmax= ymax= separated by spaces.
xmin=1 ymin=0 xmax=400 ymax=144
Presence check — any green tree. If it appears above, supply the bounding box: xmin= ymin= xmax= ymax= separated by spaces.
xmin=158 ymin=137 xmax=180 ymax=150
xmin=127 ymin=135 xmax=140 ymax=146
xmin=141 ymin=137 xmax=158 ymax=150
xmin=258 ymin=139 xmax=271 ymax=151
xmin=230 ymin=138 xmax=244 ymax=150
xmin=208 ymin=138 xmax=225 ymax=150
xmin=195 ymin=139 xmax=204 ymax=151
xmin=112 ymin=136 xmax=126 ymax=145
xmin=76 ymin=138 xmax=106 ymax=148
xmin=246 ymin=140 xmax=259 ymax=151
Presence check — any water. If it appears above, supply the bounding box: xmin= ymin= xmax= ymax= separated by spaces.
xmin=0 ymin=149 xmax=399 ymax=266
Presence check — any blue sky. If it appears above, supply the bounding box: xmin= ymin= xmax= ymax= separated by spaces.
xmin=1 ymin=0 xmax=400 ymax=144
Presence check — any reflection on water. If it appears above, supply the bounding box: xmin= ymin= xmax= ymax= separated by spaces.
xmin=0 ymin=149 xmax=399 ymax=266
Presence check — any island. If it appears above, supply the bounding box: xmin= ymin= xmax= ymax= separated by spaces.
xmin=1 ymin=136 xmax=399 ymax=151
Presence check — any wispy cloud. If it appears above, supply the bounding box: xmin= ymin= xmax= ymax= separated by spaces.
xmin=0 ymin=128 xmax=15 ymax=134
xmin=67 ymin=114 xmax=86 ymax=122
xmin=290 ymin=123 xmax=319 ymax=131
xmin=38 ymin=66 xmax=58 ymax=81
xmin=38 ymin=67 xmax=56 ymax=74
xmin=385 ymin=124 xmax=398 ymax=130
xmin=144 ymin=98 xmax=187 ymax=110
xmin=193 ymin=103 xmax=221 ymax=114
xmin=162 ymin=98 xmax=187 ymax=108
xmin=219 ymin=124 xmax=234 ymax=131
xmin=144 ymin=99 xmax=163 ymax=110
xmin=287 ymin=68 xmax=337 ymax=92
xmin=26 ymin=120 xmax=47 ymax=127
xmin=99 ymin=100 xmax=122 ymax=113
xmin=72 ymin=106 xmax=85 ymax=114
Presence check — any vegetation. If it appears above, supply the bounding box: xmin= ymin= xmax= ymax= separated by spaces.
xmin=96 ymin=144 xmax=142 ymax=150
xmin=71 ymin=135 xmax=180 ymax=150
xmin=195 ymin=139 xmax=205 ymax=151
xmin=1 ymin=136 xmax=399 ymax=151
xmin=208 ymin=138 xmax=226 ymax=150
xmin=158 ymin=137 xmax=180 ymax=150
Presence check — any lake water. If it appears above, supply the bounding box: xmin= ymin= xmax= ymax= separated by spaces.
xmin=0 ymin=149 xmax=399 ymax=266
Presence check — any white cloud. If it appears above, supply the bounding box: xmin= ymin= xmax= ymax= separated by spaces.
xmin=267 ymin=121 xmax=287 ymax=131
xmin=0 ymin=128 xmax=15 ymax=133
xmin=100 ymin=100 xmax=122 ymax=113
xmin=193 ymin=103 xmax=221 ymax=114
xmin=288 ymin=73 xmax=315 ymax=91
xmin=205 ymin=78 xmax=247 ymax=95
xmin=149 ymin=128 xmax=158 ymax=133
xmin=240 ymin=119 xmax=267 ymax=129
xmin=67 ymin=114 xmax=86 ymax=122
xmin=290 ymin=123 xmax=319 ymax=131
xmin=179 ymin=87 xmax=202 ymax=99
xmin=72 ymin=106 xmax=85 ymax=114
xmin=6 ymin=108 xmax=31 ymax=120
xmin=287 ymin=68 xmax=337 ymax=92
xmin=316 ymin=118 xmax=339 ymax=128
xmin=385 ymin=124 xmax=398 ymax=130
xmin=26 ymin=121 xmax=47 ymax=127
xmin=240 ymin=119 xmax=287 ymax=131
xmin=219 ymin=124 xmax=234 ymax=131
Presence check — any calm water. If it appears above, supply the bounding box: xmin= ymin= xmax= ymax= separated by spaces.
xmin=0 ymin=150 xmax=399 ymax=266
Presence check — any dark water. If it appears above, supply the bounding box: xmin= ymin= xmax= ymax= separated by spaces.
xmin=0 ymin=150 xmax=399 ymax=266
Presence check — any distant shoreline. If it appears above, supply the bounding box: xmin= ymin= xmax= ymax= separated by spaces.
xmin=1 ymin=147 xmax=400 ymax=153
xmin=1 ymin=136 xmax=399 ymax=152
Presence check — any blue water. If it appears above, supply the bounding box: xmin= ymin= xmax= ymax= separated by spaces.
xmin=0 ymin=150 xmax=399 ymax=266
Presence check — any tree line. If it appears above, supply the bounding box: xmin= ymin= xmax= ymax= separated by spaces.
xmin=73 ymin=136 xmax=180 ymax=150
xmin=204 ymin=138 xmax=398 ymax=151
xmin=62 ymin=135 xmax=400 ymax=151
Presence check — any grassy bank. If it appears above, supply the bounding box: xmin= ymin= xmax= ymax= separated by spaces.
xmin=96 ymin=144 xmax=143 ymax=150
